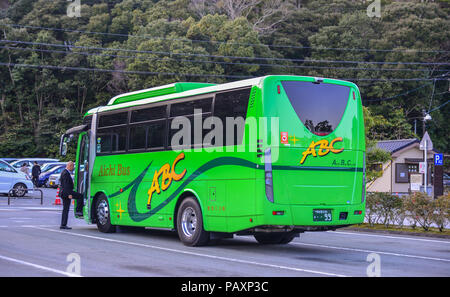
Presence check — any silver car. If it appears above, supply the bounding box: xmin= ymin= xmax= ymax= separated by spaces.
xmin=48 ymin=172 xmax=74 ymax=188
xmin=0 ymin=159 xmax=34 ymax=197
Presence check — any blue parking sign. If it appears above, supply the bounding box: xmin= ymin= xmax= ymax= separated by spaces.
xmin=434 ymin=153 xmax=443 ymax=166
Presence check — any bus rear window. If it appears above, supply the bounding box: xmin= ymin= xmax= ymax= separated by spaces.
xmin=281 ymin=81 xmax=350 ymax=136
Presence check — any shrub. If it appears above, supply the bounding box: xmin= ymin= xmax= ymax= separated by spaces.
xmin=404 ymin=192 xmax=435 ymax=231
xmin=365 ymin=192 xmax=382 ymax=227
xmin=365 ymin=192 xmax=403 ymax=227
xmin=432 ymin=194 xmax=450 ymax=232
xmin=379 ymin=192 xmax=403 ymax=228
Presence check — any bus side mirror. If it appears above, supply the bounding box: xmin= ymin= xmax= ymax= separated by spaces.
xmin=59 ymin=134 xmax=73 ymax=156
xmin=61 ymin=142 xmax=68 ymax=156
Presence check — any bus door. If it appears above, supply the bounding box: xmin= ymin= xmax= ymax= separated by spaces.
xmin=76 ymin=132 xmax=90 ymax=218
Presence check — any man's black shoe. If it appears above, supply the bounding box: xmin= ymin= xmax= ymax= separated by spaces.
xmin=60 ymin=226 xmax=72 ymax=230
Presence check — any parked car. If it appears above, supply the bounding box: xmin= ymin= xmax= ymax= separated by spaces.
xmin=40 ymin=162 xmax=67 ymax=173
xmin=48 ymin=171 xmax=74 ymax=188
xmin=37 ymin=165 xmax=66 ymax=187
xmin=444 ymin=173 xmax=450 ymax=186
xmin=10 ymin=158 xmax=59 ymax=170
xmin=0 ymin=158 xmax=19 ymax=163
xmin=0 ymin=159 xmax=34 ymax=197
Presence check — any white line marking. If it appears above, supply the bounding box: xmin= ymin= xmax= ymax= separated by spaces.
xmin=0 ymin=207 xmax=59 ymax=211
xmin=29 ymin=226 xmax=347 ymax=277
xmin=9 ymin=218 xmax=33 ymax=220
xmin=0 ymin=254 xmax=81 ymax=277
xmin=330 ymin=231 xmax=450 ymax=244
xmin=292 ymin=242 xmax=450 ymax=263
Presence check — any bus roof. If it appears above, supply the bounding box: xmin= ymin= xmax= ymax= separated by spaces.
xmin=107 ymin=82 xmax=217 ymax=106
xmin=86 ymin=75 xmax=356 ymax=116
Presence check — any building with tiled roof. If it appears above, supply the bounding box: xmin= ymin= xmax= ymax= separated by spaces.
xmin=367 ymin=138 xmax=440 ymax=196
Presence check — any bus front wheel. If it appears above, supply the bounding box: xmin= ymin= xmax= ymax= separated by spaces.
xmin=176 ymin=197 xmax=209 ymax=246
xmin=95 ymin=195 xmax=116 ymax=233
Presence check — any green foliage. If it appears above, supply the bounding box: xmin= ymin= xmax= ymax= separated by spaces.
xmin=404 ymin=192 xmax=435 ymax=231
xmin=365 ymin=192 xmax=403 ymax=228
xmin=367 ymin=191 xmax=449 ymax=232
xmin=363 ymin=107 xmax=391 ymax=183
xmin=432 ymin=193 xmax=450 ymax=232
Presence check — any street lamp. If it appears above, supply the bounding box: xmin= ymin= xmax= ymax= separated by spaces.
xmin=422 ymin=109 xmax=432 ymax=136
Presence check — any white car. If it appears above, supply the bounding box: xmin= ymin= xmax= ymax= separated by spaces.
xmin=10 ymin=158 xmax=60 ymax=170
xmin=0 ymin=159 xmax=34 ymax=197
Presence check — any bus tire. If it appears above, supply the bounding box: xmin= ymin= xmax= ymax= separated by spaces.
xmin=95 ymin=195 xmax=116 ymax=233
xmin=176 ymin=197 xmax=209 ymax=246
xmin=254 ymin=232 xmax=296 ymax=244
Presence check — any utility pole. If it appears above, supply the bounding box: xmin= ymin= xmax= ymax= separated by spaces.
xmin=422 ymin=109 xmax=426 ymax=136
xmin=420 ymin=131 xmax=433 ymax=195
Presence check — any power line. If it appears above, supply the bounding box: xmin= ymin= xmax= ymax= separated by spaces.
xmin=0 ymin=62 xmax=252 ymax=79
xmin=0 ymin=61 xmax=447 ymax=82
xmin=5 ymin=23 xmax=450 ymax=54
xmin=2 ymin=45 xmax=448 ymax=73
xmin=1 ymin=39 xmax=449 ymax=66
xmin=429 ymin=100 xmax=450 ymax=113
xmin=364 ymin=82 xmax=434 ymax=102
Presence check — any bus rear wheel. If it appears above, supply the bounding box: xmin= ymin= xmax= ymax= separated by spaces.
xmin=254 ymin=232 xmax=297 ymax=244
xmin=95 ymin=195 xmax=116 ymax=233
xmin=176 ymin=197 xmax=209 ymax=246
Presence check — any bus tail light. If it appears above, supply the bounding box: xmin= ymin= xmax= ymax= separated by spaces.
xmin=362 ymin=152 xmax=366 ymax=203
xmin=272 ymin=211 xmax=284 ymax=215
xmin=354 ymin=210 xmax=362 ymax=215
xmin=265 ymin=148 xmax=274 ymax=203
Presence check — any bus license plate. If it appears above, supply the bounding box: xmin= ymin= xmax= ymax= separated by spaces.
xmin=313 ymin=209 xmax=332 ymax=222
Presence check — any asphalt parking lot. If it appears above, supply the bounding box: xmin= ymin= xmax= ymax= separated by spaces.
xmin=0 ymin=188 xmax=449 ymax=277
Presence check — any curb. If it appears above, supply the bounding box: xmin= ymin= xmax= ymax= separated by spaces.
xmin=342 ymin=226 xmax=450 ymax=239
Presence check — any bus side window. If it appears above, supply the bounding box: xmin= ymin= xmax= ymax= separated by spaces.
xmin=129 ymin=125 xmax=147 ymax=150
xmin=97 ymin=133 xmax=112 ymax=153
xmin=131 ymin=105 xmax=166 ymax=123
xmin=97 ymin=127 xmax=127 ymax=153
xmin=214 ymin=88 xmax=251 ymax=146
xmin=147 ymin=121 xmax=165 ymax=149
xmin=169 ymin=98 xmax=213 ymax=149
xmin=111 ymin=127 xmax=127 ymax=152
xmin=98 ymin=112 xmax=127 ymax=128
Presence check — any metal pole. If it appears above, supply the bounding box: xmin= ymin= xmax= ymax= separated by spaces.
xmin=422 ymin=109 xmax=426 ymax=136
xmin=424 ymin=138 xmax=427 ymax=194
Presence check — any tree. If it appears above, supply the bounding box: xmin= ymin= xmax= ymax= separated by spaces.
xmin=363 ymin=107 xmax=391 ymax=183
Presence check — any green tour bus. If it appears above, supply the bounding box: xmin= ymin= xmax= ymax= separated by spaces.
xmin=60 ymin=75 xmax=366 ymax=246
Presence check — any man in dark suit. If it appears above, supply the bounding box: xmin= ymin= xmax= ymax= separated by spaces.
xmin=31 ymin=162 xmax=41 ymax=187
xmin=60 ymin=161 xmax=84 ymax=230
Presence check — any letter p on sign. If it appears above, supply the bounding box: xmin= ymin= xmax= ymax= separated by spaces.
xmin=434 ymin=153 xmax=443 ymax=166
